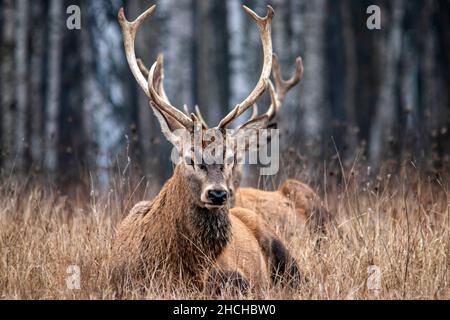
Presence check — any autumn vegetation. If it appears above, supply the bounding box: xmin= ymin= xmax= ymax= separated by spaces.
xmin=0 ymin=161 xmax=448 ymax=299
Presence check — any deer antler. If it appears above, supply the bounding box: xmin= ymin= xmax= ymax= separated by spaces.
xmin=218 ymin=5 xmax=274 ymax=128
xmin=194 ymin=105 xmax=209 ymax=129
xmin=273 ymin=53 xmax=304 ymax=102
xmin=118 ymin=6 xmax=156 ymax=96
xmin=260 ymin=53 xmax=304 ymax=122
xmin=137 ymin=56 xmax=172 ymax=105
xmin=147 ymin=56 xmax=193 ymax=128
xmin=137 ymin=58 xmax=149 ymax=78
xmin=118 ymin=6 xmax=193 ymax=129
xmin=120 ymin=5 xmax=275 ymax=130
xmin=184 ymin=54 xmax=303 ymax=129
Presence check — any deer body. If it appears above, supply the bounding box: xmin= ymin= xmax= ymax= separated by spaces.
xmin=111 ymin=5 xmax=301 ymax=292
xmin=235 ymin=180 xmax=332 ymax=235
xmin=111 ymin=166 xmax=274 ymax=289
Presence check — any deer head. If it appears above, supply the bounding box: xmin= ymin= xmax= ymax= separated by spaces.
xmin=180 ymin=53 xmax=305 ymax=202
xmin=118 ymin=4 xmax=274 ymax=209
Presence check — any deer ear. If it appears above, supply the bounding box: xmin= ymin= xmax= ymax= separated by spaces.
xmin=150 ymin=102 xmax=186 ymax=150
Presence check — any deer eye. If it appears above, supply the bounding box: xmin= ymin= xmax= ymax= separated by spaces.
xmin=218 ymin=164 xmax=224 ymax=172
xmin=199 ymin=164 xmax=207 ymax=171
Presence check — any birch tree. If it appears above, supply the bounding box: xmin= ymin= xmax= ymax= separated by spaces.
xmin=209 ymin=0 xmax=230 ymax=124
xmin=81 ymin=1 xmax=95 ymax=168
xmin=369 ymin=0 xmax=405 ymax=166
xmin=127 ymin=0 xmax=163 ymax=179
xmin=30 ymin=0 xmax=45 ymax=170
xmin=272 ymin=0 xmax=295 ymax=134
xmin=300 ymin=0 xmax=327 ymax=151
xmin=14 ymin=0 xmax=29 ymax=171
xmin=286 ymin=0 xmax=304 ymax=137
xmin=340 ymin=0 xmax=359 ymax=159
xmin=160 ymin=0 xmax=193 ymax=108
xmin=226 ymin=0 xmax=251 ymax=128
xmin=194 ymin=0 xmax=215 ymax=123
xmin=45 ymin=0 xmax=63 ymax=172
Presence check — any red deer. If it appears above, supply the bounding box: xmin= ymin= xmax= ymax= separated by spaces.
xmin=110 ymin=5 xmax=301 ymax=293
xmin=146 ymin=51 xmax=332 ymax=235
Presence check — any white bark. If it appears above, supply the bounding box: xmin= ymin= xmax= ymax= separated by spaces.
xmin=369 ymin=0 xmax=404 ymax=165
xmin=399 ymin=34 xmax=418 ymax=161
xmin=30 ymin=0 xmax=45 ymax=168
xmin=286 ymin=0 xmax=304 ymax=134
xmin=160 ymin=0 xmax=193 ymax=108
xmin=401 ymin=39 xmax=418 ymax=132
xmin=81 ymin=3 xmax=95 ymax=167
xmin=195 ymin=0 xmax=221 ymax=124
xmin=273 ymin=0 xmax=289 ymax=67
xmin=81 ymin=1 xmax=127 ymax=186
xmin=14 ymin=0 xmax=29 ymax=171
xmin=341 ymin=0 xmax=359 ymax=157
xmin=227 ymin=0 xmax=249 ymax=117
xmin=45 ymin=0 xmax=63 ymax=172
xmin=301 ymin=0 xmax=326 ymax=143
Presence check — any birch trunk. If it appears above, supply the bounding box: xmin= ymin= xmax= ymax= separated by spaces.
xmin=369 ymin=0 xmax=405 ymax=166
xmin=193 ymin=0 xmax=222 ymax=124
xmin=160 ymin=0 xmax=193 ymax=108
xmin=14 ymin=0 xmax=29 ymax=171
xmin=226 ymin=0 xmax=250 ymax=128
xmin=81 ymin=2 xmax=94 ymax=168
xmin=128 ymin=0 xmax=162 ymax=178
xmin=45 ymin=0 xmax=63 ymax=172
xmin=341 ymin=0 xmax=359 ymax=159
xmin=301 ymin=0 xmax=326 ymax=148
xmin=30 ymin=0 xmax=45 ymax=170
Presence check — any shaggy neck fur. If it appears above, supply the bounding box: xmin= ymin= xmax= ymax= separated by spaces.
xmin=145 ymin=166 xmax=232 ymax=282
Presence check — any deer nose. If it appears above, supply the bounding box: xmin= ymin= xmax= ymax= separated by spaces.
xmin=207 ymin=190 xmax=228 ymax=205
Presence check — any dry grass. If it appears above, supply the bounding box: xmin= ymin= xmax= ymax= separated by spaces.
xmin=0 ymin=165 xmax=448 ymax=300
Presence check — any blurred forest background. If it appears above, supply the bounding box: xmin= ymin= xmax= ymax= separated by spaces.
xmin=0 ymin=0 xmax=449 ymax=188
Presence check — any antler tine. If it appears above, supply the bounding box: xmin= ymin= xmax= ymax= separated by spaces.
xmin=153 ymin=55 xmax=171 ymax=103
xmin=265 ymin=81 xmax=279 ymax=121
xmin=195 ymin=105 xmax=209 ymax=129
xmin=118 ymin=5 xmax=156 ymax=96
xmin=272 ymin=53 xmax=304 ymax=104
xmin=183 ymin=104 xmax=190 ymax=115
xmin=141 ymin=55 xmax=202 ymax=129
xmin=148 ymin=56 xmax=193 ymax=128
xmin=138 ymin=55 xmax=173 ymax=106
xmin=137 ymin=58 xmax=149 ymax=78
xmin=260 ymin=54 xmax=304 ymax=122
xmin=182 ymin=105 xmax=208 ymax=129
xmin=218 ymin=5 xmax=274 ymax=128
xmin=249 ymin=104 xmax=259 ymax=121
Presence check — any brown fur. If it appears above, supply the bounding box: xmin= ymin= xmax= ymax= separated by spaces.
xmin=113 ymin=4 xmax=302 ymax=295
xmin=110 ymin=166 xmax=301 ymax=292
xmin=235 ymin=179 xmax=332 ymax=235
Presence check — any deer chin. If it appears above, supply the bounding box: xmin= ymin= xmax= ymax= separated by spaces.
xmin=204 ymin=203 xmax=227 ymax=210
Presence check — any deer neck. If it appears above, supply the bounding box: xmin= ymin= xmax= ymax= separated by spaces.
xmin=156 ymin=166 xmax=232 ymax=266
